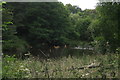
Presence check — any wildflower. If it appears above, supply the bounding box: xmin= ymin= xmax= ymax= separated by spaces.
xmin=20 ymin=65 xmax=24 ymax=68
xmin=24 ymin=52 xmax=31 ymax=56
xmin=25 ymin=76 xmax=29 ymax=78
xmin=82 ymin=74 xmax=85 ymax=77
xmin=36 ymin=71 xmax=38 ymax=73
xmin=85 ymin=73 xmax=89 ymax=76
xmin=25 ymin=68 xmax=30 ymax=71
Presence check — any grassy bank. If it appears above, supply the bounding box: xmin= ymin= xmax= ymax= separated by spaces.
xmin=2 ymin=53 xmax=119 ymax=78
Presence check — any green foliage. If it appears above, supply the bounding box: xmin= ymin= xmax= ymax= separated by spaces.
xmin=68 ymin=9 xmax=96 ymax=44
xmin=2 ymin=54 xmax=119 ymax=78
xmin=6 ymin=2 xmax=72 ymax=48
xmin=116 ymin=47 xmax=120 ymax=54
xmin=3 ymin=36 xmax=29 ymax=55
xmin=66 ymin=4 xmax=82 ymax=14
xmin=2 ymin=2 xmax=119 ymax=57
xmin=3 ymin=55 xmax=31 ymax=78
xmin=76 ymin=18 xmax=92 ymax=41
xmin=2 ymin=2 xmax=120 ymax=79
xmin=89 ymin=2 xmax=120 ymax=53
xmin=2 ymin=3 xmax=29 ymax=55
xmin=93 ymin=36 xmax=107 ymax=53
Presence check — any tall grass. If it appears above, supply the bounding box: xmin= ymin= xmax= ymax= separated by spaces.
xmin=2 ymin=53 xmax=119 ymax=78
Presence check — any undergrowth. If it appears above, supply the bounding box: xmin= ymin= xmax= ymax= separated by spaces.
xmin=2 ymin=53 xmax=119 ymax=78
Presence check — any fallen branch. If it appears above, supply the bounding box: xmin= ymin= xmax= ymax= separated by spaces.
xmin=39 ymin=49 xmax=48 ymax=57
xmin=68 ymin=64 xmax=100 ymax=71
xmin=41 ymin=63 xmax=101 ymax=73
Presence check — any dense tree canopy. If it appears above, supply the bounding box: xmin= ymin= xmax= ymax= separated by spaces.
xmin=11 ymin=2 xmax=71 ymax=48
xmin=2 ymin=2 xmax=120 ymax=56
xmin=2 ymin=3 xmax=29 ymax=55
xmin=89 ymin=2 xmax=120 ymax=53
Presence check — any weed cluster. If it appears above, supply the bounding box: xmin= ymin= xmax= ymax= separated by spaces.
xmin=2 ymin=53 xmax=119 ymax=78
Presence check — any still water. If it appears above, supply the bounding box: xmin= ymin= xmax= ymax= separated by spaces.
xmin=31 ymin=47 xmax=94 ymax=58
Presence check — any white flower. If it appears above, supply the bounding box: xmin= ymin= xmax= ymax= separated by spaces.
xmin=36 ymin=71 xmax=38 ymax=73
xmin=85 ymin=73 xmax=89 ymax=76
xmin=20 ymin=65 xmax=24 ymax=68
xmin=82 ymin=74 xmax=85 ymax=77
xmin=25 ymin=68 xmax=29 ymax=71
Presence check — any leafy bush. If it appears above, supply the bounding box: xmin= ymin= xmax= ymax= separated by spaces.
xmin=3 ymin=55 xmax=31 ymax=78
xmin=3 ymin=36 xmax=29 ymax=56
